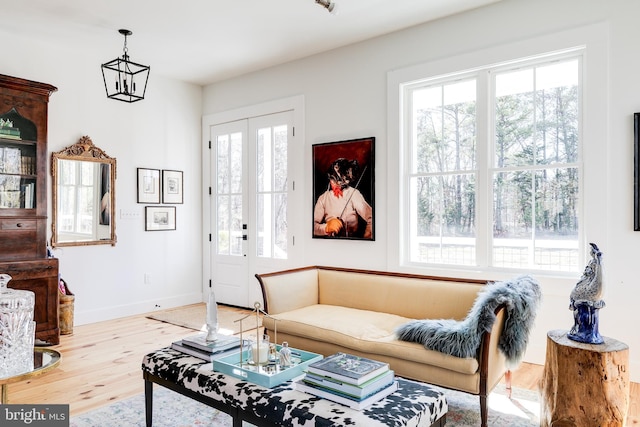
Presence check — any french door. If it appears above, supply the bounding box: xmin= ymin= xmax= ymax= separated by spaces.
xmin=209 ymin=111 xmax=296 ymax=308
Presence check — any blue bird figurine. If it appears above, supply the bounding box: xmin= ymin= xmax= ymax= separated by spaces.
xmin=570 ymin=243 xmax=604 ymax=308
xmin=568 ymin=243 xmax=605 ymax=344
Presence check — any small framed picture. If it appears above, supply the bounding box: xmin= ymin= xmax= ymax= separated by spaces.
xmin=137 ymin=168 xmax=160 ymax=204
xmin=162 ymin=170 xmax=183 ymax=204
xmin=145 ymin=206 xmax=176 ymax=231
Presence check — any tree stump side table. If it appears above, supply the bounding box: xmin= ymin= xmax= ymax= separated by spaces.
xmin=539 ymin=329 xmax=629 ymax=427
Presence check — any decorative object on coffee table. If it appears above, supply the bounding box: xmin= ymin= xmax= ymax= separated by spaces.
xmin=205 ymin=289 xmax=219 ymax=342
xmin=279 ymin=341 xmax=292 ymax=367
xmin=568 ymin=242 xmax=605 ymax=344
xmin=236 ymin=302 xmax=271 ymax=354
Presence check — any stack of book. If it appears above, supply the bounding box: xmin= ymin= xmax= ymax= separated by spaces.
xmin=296 ymin=352 xmax=398 ymax=410
xmin=171 ymin=333 xmax=242 ymax=362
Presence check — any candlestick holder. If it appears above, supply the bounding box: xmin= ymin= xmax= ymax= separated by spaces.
xmin=235 ymin=302 xmax=278 ymax=367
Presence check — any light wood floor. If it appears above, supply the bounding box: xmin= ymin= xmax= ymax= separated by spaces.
xmin=7 ymin=305 xmax=640 ymax=424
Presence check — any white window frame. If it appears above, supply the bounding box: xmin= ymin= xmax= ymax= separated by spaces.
xmin=387 ymin=23 xmax=608 ymax=283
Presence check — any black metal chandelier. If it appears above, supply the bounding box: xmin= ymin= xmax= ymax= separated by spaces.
xmin=101 ymin=29 xmax=150 ymax=103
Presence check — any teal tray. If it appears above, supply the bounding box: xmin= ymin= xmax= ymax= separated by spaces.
xmin=213 ymin=345 xmax=323 ymax=388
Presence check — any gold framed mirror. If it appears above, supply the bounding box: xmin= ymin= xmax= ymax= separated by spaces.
xmin=51 ymin=135 xmax=116 ymax=247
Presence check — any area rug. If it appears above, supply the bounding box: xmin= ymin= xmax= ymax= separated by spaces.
xmin=70 ymin=382 xmax=539 ymax=426
xmin=147 ymin=303 xmax=262 ymax=335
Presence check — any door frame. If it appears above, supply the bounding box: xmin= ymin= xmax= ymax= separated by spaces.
xmin=202 ymin=95 xmax=305 ymax=307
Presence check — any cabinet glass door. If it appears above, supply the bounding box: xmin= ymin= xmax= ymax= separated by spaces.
xmin=0 ymin=108 xmax=38 ymax=210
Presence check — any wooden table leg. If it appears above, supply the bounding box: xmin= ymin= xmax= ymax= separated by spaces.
xmin=1 ymin=384 xmax=6 ymax=404
xmin=145 ymin=380 xmax=153 ymax=427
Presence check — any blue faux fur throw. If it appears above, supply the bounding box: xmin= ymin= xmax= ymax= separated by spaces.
xmin=396 ymin=275 xmax=541 ymax=369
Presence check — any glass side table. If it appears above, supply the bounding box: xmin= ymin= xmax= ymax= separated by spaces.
xmin=0 ymin=347 xmax=61 ymax=404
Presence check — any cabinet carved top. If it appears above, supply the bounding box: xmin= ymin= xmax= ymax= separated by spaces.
xmin=0 ymin=74 xmax=57 ymax=98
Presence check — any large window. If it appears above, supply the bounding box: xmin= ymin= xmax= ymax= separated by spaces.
xmin=402 ymin=51 xmax=581 ymax=273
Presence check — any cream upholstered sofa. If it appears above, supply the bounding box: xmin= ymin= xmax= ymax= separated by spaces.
xmin=256 ymin=265 xmax=509 ymax=427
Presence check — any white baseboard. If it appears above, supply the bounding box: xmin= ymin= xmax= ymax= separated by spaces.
xmin=73 ymin=292 xmax=203 ymax=326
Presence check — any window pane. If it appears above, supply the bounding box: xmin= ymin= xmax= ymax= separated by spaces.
xmin=230 ymin=195 xmax=243 ymax=256
xmin=257 ymin=128 xmax=270 ymax=193
xmin=273 ymin=193 xmax=287 ymax=259
xmin=409 ymin=174 xmax=476 ymax=265
xmin=533 ymin=167 xmax=579 ymax=271
xmin=274 ymin=125 xmax=288 ymax=192
xmin=412 ymin=80 xmax=476 ymax=174
xmin=216 ymin=135 xmax=229 ymax=194
xmin=216 ymin=195 xmax=229 ymax=255
xmin=256 ymin=124 xmax=288 ymax=260
xmin=495 ymin=69 xmax=534 ymax=168
xmin=256 ymin=194 xmax=270 ymax=257
xmin=78 ymin=186 xmax=93 ymax=234
xmin=413 ymin=86 xmax=442 ymax=174
xmin=256 ymin=193 xmax=287 ymax=259
xmin=495 ymin=60 xmax=578 ymax=167
xmin=217 ymin=133 xmax=243 ymax=195
xmin=81 ymin=162 xmax=94 ymax=185
xmin=216 ymin=194 xmax=243 ymax=256
xmin=230 ymin=133 xmax=243 ymax=194
xmin=59 ymin=186 xmax=75 ymax=232
xmin=60 ymin=160 xmax=75 ymax=185
xmin=535 ymin=60 xmax=579 ymax=165
xmin=493 ymin=168 xmax=578 ymax=270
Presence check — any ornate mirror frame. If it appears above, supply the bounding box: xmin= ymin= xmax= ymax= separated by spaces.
xmin=51 ymin=135 xmax=117 ymax=247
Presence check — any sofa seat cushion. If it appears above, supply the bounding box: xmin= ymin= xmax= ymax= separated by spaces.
xmin=263 ymin=304 xmax=478 ymax=375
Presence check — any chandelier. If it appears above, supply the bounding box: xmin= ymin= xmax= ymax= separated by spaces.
xmin=101 ymin=29 xmax=150 ymax=103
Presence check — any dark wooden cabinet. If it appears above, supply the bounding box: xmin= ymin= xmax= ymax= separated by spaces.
xmin=1 ymin=259 xmax=59 ymax=344
xmin=0 ymin=74 xmax=59 ymax=345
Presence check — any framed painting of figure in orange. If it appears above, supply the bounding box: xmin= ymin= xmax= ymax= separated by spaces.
xmin=312 ymin=137 xmax=374 ymax=240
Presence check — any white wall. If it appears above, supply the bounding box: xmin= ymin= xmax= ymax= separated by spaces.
xmin=203 ymin=0 xmax=640 ymax=382
xmin=0 ymin=30 xmax=204 ymax=325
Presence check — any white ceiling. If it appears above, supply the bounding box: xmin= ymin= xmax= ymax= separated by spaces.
xmin=1 ymin=0 xmax=501 ymax=86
